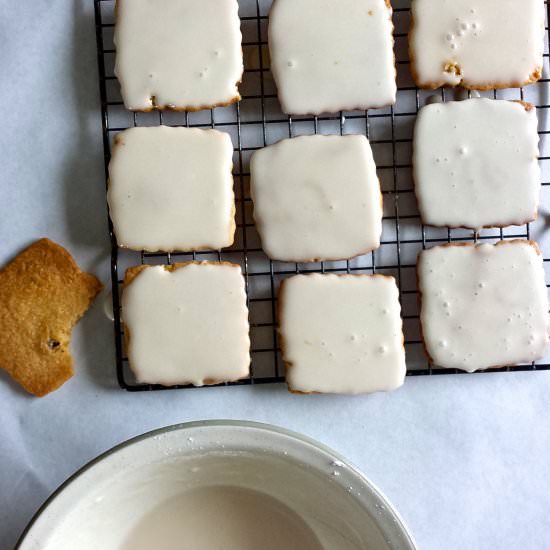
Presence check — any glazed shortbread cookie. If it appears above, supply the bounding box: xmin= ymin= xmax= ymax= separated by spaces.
xmin=114 ymin=0 xmax=243 ymax=111
xmin=269 ymin=0 xmax=396 ymax=114
xmin=122 ymin=262 xmax=250 ymax=386
xmin=414 ymin=99 xmax=540 ymax=229
xmin=250 ymin=135 xmax=382 ymax=262
xmin=418 ymin=241 xmax=550 ymax=372
xmin=279 ymin=274 xmax=406 ymax=394
xmin=107 ymin=126 xmax=235 ymax=252
xmin=410 ymin=0 xmax=545 ymax=89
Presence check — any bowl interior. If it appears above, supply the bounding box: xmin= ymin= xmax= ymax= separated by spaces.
xmin=18 ymin=422 xmax=415 ymax=550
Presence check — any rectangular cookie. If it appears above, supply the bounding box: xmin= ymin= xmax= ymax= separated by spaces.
xmin=269 ymin=0 xmax=396 ymax=114
xmin=279 ymin=274 xmax=406 ymax=394
xmin=122 ymin=261 xmax=250 ymax=386
xmin=250 ymin=135 xmax=382 ymax=262
xmin=114 ymin=0 xmax=243 ymax=111
xmin=409 ymin=0 xmax=545 ymax=89
xmin=413 ymin=98 xmax=540 ymax=230
xmin=107 ymin=126 xmax=236 ymax=253
xmin=418 ymin=241 xmax=550 ymax=372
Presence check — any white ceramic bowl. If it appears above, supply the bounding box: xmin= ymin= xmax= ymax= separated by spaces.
xmin=16 ymin=421 xmax=416 ymax=550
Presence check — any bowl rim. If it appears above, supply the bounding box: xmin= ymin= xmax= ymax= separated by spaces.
xmin=15 ymin=419 xmax=417 ymax=550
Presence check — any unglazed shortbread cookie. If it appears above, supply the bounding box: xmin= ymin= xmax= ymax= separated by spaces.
xmin=409 ymin=0 xmax=545 ymax=89
xmin=122 ymin=262 xmax=250 ymax=386
xmin=107 ymin=126 xmax=235 ymax=252
xmin=250 ymin=135 xmax=382 ymax=262
xmin=268 ymin=0 xmax=396 ymax=114
xmin=0 ymin=239 xmax=102 ymax=397
xmin=414 ymin=99 xmax=540 ymax=230
xmin=114 ymin=0 xmax=243 ymax=111
xmin=279 ymin=274 xmax=406 ymax=394
xmin=418 ymin=241 xmax=550 ymax=372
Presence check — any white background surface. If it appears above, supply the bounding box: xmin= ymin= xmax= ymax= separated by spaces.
xmin=2 ymin=1 xmax=550 ymax=549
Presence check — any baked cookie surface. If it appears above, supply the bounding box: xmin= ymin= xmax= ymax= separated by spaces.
xmin=410 ymin=0 xmax=545 ymax=89
xmin=122 ymin=261 xmax=250 ymax=386
xmin=0 ymin=239 xmax=102 ymax=396
xmin=418 ymin=241 xmax=550 ymax=372
xmin=279 ymin=274 xmax=406 ymax=394
xmin=413 ymin=99 xmax=540 ymax=229
xmin=107 ymin=126 xmax=235 ymax=253
xmin=114 ymin=0 xmax=243 ymax=111
xmin=250 ymin=135 xmax=382 ymax=262
xmin=269 ymin=0 xmax=396 ymax=114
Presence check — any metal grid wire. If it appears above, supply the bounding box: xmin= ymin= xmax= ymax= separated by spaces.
xmin=94 ymin=0 xmax=550 ymax=391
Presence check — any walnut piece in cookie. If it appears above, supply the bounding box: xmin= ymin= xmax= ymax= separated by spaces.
xmin=0 ymin=239 xmax=102 ymax=396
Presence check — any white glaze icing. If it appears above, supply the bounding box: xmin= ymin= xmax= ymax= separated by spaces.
xmin=122 ymin=486 xmax=323 ymax=550
xmin=107 ymin=126 xmax=235 ymax=252
xmin=414 ymin=99 xmax=540 ymax=230
xmin=114 ymin=0 xmax=243 ymax=111
xmin=418 ymin=241 xmax=550 ymax=372
xmin=268 ymin=0 xmax=396 ymax=115
xmin=122 ymin=262 xmax=250 ymax=386
xmin=250 ymin=135 xmax=382 ymax=262
xmin=280 ymin=274 xmax=406 ymax=394
xmin=410 ymin=0 xmax=545 ymax=88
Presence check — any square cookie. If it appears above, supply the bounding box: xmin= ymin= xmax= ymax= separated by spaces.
xmin=413 ymin=99 xmax=540 ymax=230
xmin=114 ymin=0 xmax=243 ymax=111
xmin=250 ymin=135 xmax=382 ymax=262
xmin=268 ymin=0 xmax=396 ymax=114
xmin=107 ymin=126 xmax=235 ymax=253
xmin=409 ymin=0 xmax=545 ymax=89
xmin=279 ymin=274 xmax=406 ymax=394
xmin=122 ymin=262 xmax=250 ymax=386
xmin=418 ymin=241 xmax=550 ymax=372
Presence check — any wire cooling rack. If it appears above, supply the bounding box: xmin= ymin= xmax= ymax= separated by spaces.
xmin=94 ymin=0 xmax=550 ymax=391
